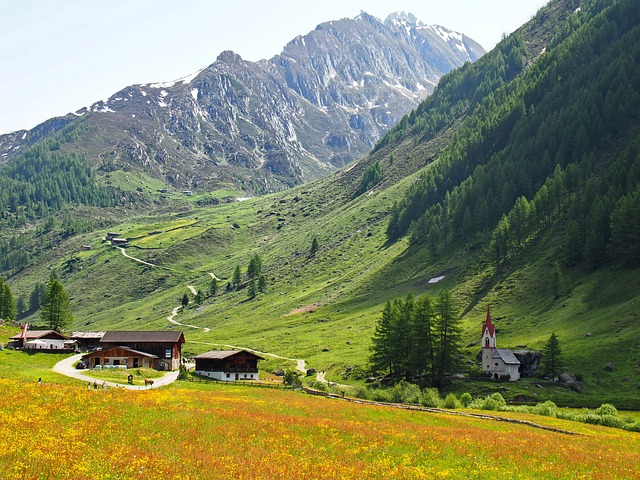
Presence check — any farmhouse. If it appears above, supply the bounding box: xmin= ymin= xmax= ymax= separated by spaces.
xmin=481 ymin=306 xmax=521 ymax=381
xmin=82 ymin=331 xmax=185 ymax=371
xmin=82 ymin=346 xmax=158 ymax=369
xmin=9 ymin=330 xmax=69 ymax=351
xmin=194 ymin=350 xmax=264 ymax=381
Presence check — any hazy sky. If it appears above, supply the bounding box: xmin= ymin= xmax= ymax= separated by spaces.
xmin=0 ymin=0 xmax=548 ymax=134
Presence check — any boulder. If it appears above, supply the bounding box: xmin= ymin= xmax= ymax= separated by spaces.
xmin=604 ymin=362 xmax=615 ymax=371
xmin=306 ymin=368 xmax=317 ymax=377
xmin=559 ymin=372 xmax=582 ymax=393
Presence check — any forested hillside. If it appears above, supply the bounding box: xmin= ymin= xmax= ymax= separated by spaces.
xmin=383 ymin=0 xmax=640 ymax=270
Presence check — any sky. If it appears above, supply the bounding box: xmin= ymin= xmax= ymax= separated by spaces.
xmin=0 ymin=0 xmax=549 ymax=134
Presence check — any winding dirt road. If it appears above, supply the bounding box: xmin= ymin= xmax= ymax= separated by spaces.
xmin=53 ymin=354 xmax=179 ymax=390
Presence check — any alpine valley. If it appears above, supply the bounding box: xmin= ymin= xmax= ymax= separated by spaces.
xmin=2 ymin=0 xmax=640 ymax=412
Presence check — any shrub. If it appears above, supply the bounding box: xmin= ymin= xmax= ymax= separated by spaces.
xmin=623 ymin=421 xmax=640 ymax=432
xmin=595 ymin=403 xmax=618 ymax=417
xmin=352 ymin=385 xmax=371 ymax=400
xmin=389 ymin=381 xmax=422 ymax=404
xmin=421 ymin=388 xmax=442 ymax=408
xmin=532 ymin=400 xmax=558 ymax=417
xmin=312 ymin=381 xmax=328 ymax=392
xmin=460 ymin=392 xmax=473 ymax=408
xmin=443 ymin=393 xmax=461 ymax=409
xmin=370 ymin=389 xmax=391 ymax=403
xmin=489 ymin=392 xmax=506 ymax=407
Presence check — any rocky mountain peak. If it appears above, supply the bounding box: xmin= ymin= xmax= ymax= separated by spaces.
xmin=384 ymin=11 xmax=424 ymax=29
xmin=0 ymin=11 xmax=485 ymax=194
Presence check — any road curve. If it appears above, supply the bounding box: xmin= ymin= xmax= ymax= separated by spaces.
xmin=53 ymin=354 xmax=179 ymax=390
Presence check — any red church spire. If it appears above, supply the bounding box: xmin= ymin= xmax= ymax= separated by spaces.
xmin=482 ymin=305 xmax=495 ymax=344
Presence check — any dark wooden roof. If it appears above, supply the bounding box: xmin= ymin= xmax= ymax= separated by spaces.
xmin=195 ymin=350 xmax=264 ymax=360
xmin=10 ymin=330 xmax=68 ymax=340
xmin=100 ymin=331 xmax=185 ymax=344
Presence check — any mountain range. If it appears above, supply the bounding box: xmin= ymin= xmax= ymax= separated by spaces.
xmin=0 ymin=12 xmax=483 ymax=194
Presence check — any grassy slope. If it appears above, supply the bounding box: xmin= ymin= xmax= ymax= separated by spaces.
xmin=3 ymin=1 xmax=639 ymax=408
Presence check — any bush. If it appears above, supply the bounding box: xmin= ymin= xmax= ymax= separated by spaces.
xmin=312 ymin=381 xmax=328 ymax=392
xmin=443 ymin=393 xmax=461 ymax=409
xmin=532 ymin=400 xmax=558 ymax=417
xmin=421 ymin=388 xmax=442 ymax=408
xmin=371 ymin=388 xmax=392 ymax=402
xmin=489 ymin=392 xmax=506 ymax=407
xmin=388 ymin=381 xmax=422 ymax=404
xmin=595 ymin=403 xmax=618 ymax=417
xmin=352 ymin=385 xmax=371 ymax=400
xmin=460 ymin=392 xmax=473 ymax=408
xmin=623 ymin=421 xmax=640 ymax=433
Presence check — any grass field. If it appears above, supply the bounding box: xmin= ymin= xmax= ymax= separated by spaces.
xmin=1 ymin=377 xmax=639 ymax=480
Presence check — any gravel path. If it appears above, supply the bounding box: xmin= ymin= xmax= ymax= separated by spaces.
xmin=53 ymin=354 xmax=179 ymax=390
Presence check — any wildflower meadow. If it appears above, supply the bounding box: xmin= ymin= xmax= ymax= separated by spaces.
xmin=0 ymin=378 xmax=638 ymax=479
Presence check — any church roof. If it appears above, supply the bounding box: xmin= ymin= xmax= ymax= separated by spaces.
xmin=494 ymin=348 xmax=521 ymax=365
xmin=481 ymin=305 xmax=495 ymax=337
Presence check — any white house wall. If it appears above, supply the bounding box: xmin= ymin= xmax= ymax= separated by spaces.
xmin=195 ymin=370 xmax=259 ymax=382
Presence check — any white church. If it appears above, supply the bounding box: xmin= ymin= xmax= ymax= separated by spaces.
xmin=481 ymin=306 xmax=521 ymax=381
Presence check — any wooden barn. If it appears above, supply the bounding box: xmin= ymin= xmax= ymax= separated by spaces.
xmin=98 ymin=331 xmax=185 ymax=371
xmin=194 ymin=350 xmax=264 ymax=381
xmin=9 ymin=330 xmax=68 ymax=351
xmin=82 ymin=346 xmax=158 ymax=369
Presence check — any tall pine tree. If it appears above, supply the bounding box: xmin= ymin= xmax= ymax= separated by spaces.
xmin=40 ymin=276 xmax=72 ymax=331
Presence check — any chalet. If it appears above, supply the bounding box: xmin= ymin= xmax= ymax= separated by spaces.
xmin=82 ymin=346 xmax=158 ymax=369
xmin=481 ymin=306 xmax=521 ymax=381
xmin=9 ymin=330 xmax=68 ymax=351
xmin=98 ymin=331 xmax=185 ymax=371
xmin=110 ymin=238 xmax=127 ymax=246
xmin=81 ymin=245 xmax=93 ymax=251
xmin=105 ymin=232 xmax=120 ymax=241
xmin=194 ymin=350 xmax=264 ymax=381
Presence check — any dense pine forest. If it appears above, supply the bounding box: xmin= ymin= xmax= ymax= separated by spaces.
xmin=384 ymin=0 xmax=640 ymax=269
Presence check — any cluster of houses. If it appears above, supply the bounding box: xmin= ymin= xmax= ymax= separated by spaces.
xmin=9 ymin=329 xmax=263 ymax=381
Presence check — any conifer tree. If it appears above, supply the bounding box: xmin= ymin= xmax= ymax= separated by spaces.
xmin=309 ymin=237 xmax=319 ymax=257
xmin=181 ymin=293 xmax=190 ymax=308
xmin=0 ymin=278 xmax=17 ymax=321
xmin=258 ymin=274 xmax=267 ymax=293
xmin=247 ymin=279 xmax=257 ymax=299
xmin=369 ymin=300 xmax=396 ymax=374
xmin=209 ymin=278 xmax=218 ymax=297
xmin=232 ymin=265 xmax=242 ymax=289
xmin=409 ymin=295 xmax=435 ymax=382
xmin=434 ymin=289 xmax=461 ymax=387
xmin=40 ymin=275 xmax=72 ymax=331
xmin=194 ymin=289 xmax=204 ymax=305
xmin=541 ymin=333 xmax=564 ymax=379
xmin=247 ymin=254 xmax=262 ymax=279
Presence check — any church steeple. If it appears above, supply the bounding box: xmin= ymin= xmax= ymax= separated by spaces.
xmin=481 ymin=305 xmax=496 ymax=348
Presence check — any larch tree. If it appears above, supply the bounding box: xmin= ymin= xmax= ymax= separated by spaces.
xmin=40 ymin=276 xmax=72 ymax=332
xmin=434 ymin=289 xmax=462 ymax=387
xmin=541 ymin=332 xmax=564 ymax=379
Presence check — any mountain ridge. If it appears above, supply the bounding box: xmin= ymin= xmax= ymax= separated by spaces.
xmin=0 ymin=12 xmax=484 ymax=195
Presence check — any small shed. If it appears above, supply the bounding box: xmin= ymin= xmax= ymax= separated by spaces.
xmin=82 ymin=346 xmax=158 ymax=369
xmin=194 ymin=350 xmax=264 ymax=381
